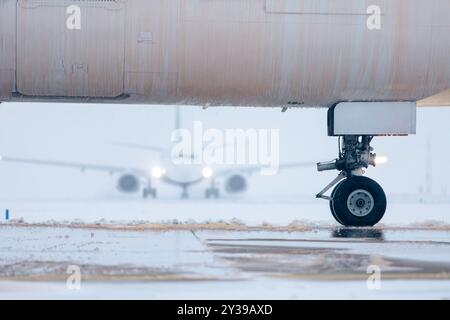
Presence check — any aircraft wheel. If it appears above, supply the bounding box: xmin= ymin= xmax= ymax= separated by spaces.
xmin=330 ymin=176 xmax=386 ymax=227
xmin=211 ymin=188 xmax=220 ymax=198
xmin=329 ymin=180 xmax=345 ymax=225
xmin=143 ymin=188 xmax=157 ymax=199
xmin=205 ymin=188 xmax=220 ymax=199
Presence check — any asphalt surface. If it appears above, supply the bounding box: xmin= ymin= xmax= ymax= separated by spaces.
xmin=1 ymin=224 xmax=449 ymax=299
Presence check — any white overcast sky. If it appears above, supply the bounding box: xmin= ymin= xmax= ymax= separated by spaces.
xmin=0 ymin=102 xmax=448 ymax=199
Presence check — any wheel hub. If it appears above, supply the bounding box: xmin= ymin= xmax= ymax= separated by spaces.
xmin=347 ymin=189 xmax=374 ymax=217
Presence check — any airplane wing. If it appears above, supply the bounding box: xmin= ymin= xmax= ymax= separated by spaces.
xmin=418 ymin=89 xmax=450 ymax=107
xmin=105 ymin=141 xmax=165 ymax=153
xmin=0 ymin=155 xmax=145 ymax=175
xmin=214 ymin=161 xmax=316 ymax=177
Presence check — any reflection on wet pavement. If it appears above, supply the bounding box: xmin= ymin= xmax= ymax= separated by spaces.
xmin=331 ymin=228 xmax=384 ymax=240
xmin=0 ymin=225 xmax=449 ymax=298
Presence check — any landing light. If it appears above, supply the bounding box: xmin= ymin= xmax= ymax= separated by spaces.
xmin=151 ymin=166 xmax=166 ymax=179
xmin=375 ymin=155 xmax=388 ymax=165
xmin=202 ymin=167 xmax=214 ymax=179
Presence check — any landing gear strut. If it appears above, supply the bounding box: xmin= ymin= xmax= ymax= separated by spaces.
xmin=181 ymin=186 xmax=189 ymax=199
xmin=142 ymin=179 xmax=157 ymax=199
xmin=205 ymin=179 xmax=220 ymax=199
xmin=317 ymin=136 xmax=387 ymax=227
xmin=319 ymin=101 xmax=416 ymax=226
xmin=142 ymin=187 xmax=157 ymax=199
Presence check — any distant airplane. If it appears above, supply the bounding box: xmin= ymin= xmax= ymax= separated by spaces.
xmin=0 ymin=0 xmax=449 ymax=226
xmin=0 ymin=107 xmax=313 ymax=199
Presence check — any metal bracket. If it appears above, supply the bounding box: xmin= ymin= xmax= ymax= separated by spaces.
xmin=316 ymin=171 xmax=347 ymax=201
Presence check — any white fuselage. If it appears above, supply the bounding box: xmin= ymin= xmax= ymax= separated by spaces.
xmin=1 ymin=0 xmax=449 ymax=107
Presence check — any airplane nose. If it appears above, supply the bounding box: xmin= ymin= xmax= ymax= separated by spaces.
xmin=165 ymin=162 xmax=203 ymax=183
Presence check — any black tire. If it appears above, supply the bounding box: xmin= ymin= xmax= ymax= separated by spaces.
xmin=330 ymin=180 xmax=346 ymax=225
xmin=143 ymin=188 xmax=157 ymax=199
xmin=331 ymin=176 xmax=386 ymax=227
xmin=206 ymin=188 xmax=220 ymax=199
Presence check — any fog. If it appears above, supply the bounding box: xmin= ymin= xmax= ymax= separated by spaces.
xmin=0 ymin=103 xmax=448 ymax=200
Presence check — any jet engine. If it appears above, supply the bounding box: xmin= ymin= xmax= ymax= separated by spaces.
xmin=117 ymin=174 xmax=140 ymax=193
xmin=225 ymin=174 xmax=248 ymax=194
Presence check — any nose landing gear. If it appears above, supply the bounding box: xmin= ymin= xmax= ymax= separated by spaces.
xmin=317 ymin=136 xmax=386 ymax=227
xmin=142 ymin=178 xmax=157 ymax=199
xmin=318 ymin=101 xmax=416 ymax=227
xmin=205 ymin=179 xmax=220 ymax=199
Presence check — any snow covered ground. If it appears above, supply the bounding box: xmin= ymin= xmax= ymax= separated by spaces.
xmin=1 ymin=217 xmax=450 ymax=299
xmin=1 ymin=279 xmax=449 ymax=300
xmin=0 ymin=197 xmax=449 ymax=299
xmin=1 ymin=196 xmax=449 ymax=227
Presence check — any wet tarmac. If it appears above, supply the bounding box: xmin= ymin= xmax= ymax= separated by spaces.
xmin=1 ymin=224 xmax=449 ymax=299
